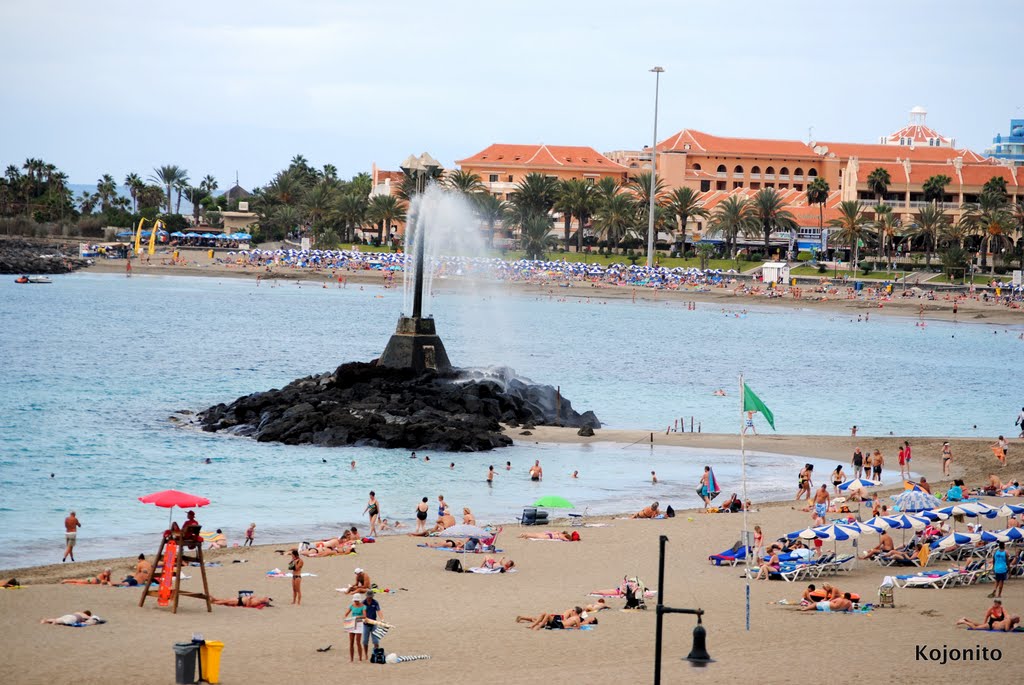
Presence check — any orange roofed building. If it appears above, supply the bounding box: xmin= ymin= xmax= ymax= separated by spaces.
xmin=455 ymin=144 xmax=629 ymax=202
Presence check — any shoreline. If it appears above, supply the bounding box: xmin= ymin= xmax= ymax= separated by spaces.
xmin=4 ymin=430 xmax=1011 ymax=579
xmin=79 ymin=256 xmax=1024 ymax=326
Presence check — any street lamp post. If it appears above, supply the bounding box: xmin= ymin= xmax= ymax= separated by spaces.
xmin=646 ymin=66 xmax=664 ymax=269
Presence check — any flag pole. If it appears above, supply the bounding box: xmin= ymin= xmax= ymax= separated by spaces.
xmin=740 ymin=373 xmax=750 ymax=631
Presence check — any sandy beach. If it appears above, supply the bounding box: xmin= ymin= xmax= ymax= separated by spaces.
xmin=3 ymin=431 xmax=1021 ymax=684
xmin=82 ymin=252 xmax=1024 ymax=326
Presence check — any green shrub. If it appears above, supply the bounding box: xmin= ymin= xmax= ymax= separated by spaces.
xmin=796 ymin=251 xmax=812 ymax=262
xmin=817 ymin=263 xmax=827 ymax=274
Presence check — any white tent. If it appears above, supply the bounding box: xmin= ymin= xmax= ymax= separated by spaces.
xmin=761 ymin=261 xmax=790 ymax=286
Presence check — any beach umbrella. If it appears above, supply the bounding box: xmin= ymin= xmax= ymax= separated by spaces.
xmin=138 ymin=489 xmax=210 ymax=526
xmin=980 ymin=528 xmax=1024 ymax=543
xmin=930 ymin=532 xmax=979 ymax=549
xmin=863 ymin=516 xmax=893 ymax=531
xmin=886 ymin=514 xmax=930 ymax=531
xmin=891 ymin=490 xmax=943 ymax=512
xmin=841 ymin=520 xmax=883 ymax=535
xmin=786 ymin=527 xmax=819 ymax=540
xmin=997 ymin=504 xmax=1024 ymax=517
xmin=813 ymin=523 xmax=859 ymax=541
xmin=533 ymin=496 xmax=574 ymax=509
xmin=839 ymin=478 xmax=880 ymax=492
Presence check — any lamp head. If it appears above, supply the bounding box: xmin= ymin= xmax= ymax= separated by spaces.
xmin=650 ymin=66 xmax=665 ymax=73
xmin=400 ymin=154 xmax=422 ymax=175
xmin=419 ymin=152 xmax=441 ymax=174
xmin=684 ymin=619 xmax=713 ymax=667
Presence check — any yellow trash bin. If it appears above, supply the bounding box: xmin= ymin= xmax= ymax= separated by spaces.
xmin=200 ymin=641 xmax=224 ymax=684
xmin=208 ymin=249 xmax=214 ymax=260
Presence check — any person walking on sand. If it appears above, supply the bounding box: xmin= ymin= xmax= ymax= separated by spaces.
xmin=344 ymin=594 xmax=367 ymax=662
xmin=851 ymin=447 xmax=864 ymax=479
xmin=698 ymin=466 xmax=713 ymax=509
xmin=871 ymin=450 xmax=884 ymax=482
xmin=795 ymin=464 xmax=813 ymax=500
xmin=244 ymin=522 xmax=256 ymax=547
xmin=942 ymin=442 xmax=953 ymax=476
xmin=362 ymin=591 xmax=384 ymax=655
xmin=991 ymin=436 xmax=1009 ymax=466
xmin=812 ymin=485 xmax=830 ymax=526
xmin=897 ymin=443 xmax=907 ymax=480
xmin=990 ymin=542 xmax=1010 ymax=599
xmin=903 ymin=440 xmax=912 ymax=475
xmin=63 ymin=511 xmax=81 ymax=562
xmin=364 ymin=491 xmax=380 ymax=537
xmin=831 ymin=465 xmax=846 ymax=495
xmin=742 ymin=411 xmax=757 ymax=435
xmin=289 ymin=548 xmax=303 ymax=605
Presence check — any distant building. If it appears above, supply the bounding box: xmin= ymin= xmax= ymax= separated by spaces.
xmin=878 ymin=106 xmax=955 ymax=148
xmin=986 ymin=118 xmax=1024 ymax=166
xmin=223 ymin=183 xmax=251 ymax=203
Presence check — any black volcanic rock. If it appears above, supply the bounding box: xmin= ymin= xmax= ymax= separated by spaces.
xmin=194 ymin=362 xmax=599 ymax=452
xmin=0 ymin=239 xmax=90 ymax=274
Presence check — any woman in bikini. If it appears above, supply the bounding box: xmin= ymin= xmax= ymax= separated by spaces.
xmin=941 ymin=442 xmax=952 ymax=476
xmin=753 ymin=525 xmax=764 ymax=560
xmin=956 ymin=599 xmax=1021 ymax=631
xmin=415 ymin=497 xmax=429 ymax=534
xmin=795 ymin=465 xmax=813 ymax=500
xmin=288 ymin=549 xmax=303 ymax=605
xmin=754 ymin=546 xmax=780 ymax=580
xmin=831 ymin=465 xmax=846 ymax=495
xmin=211 ymin=595 xmax=273 ymax=608
xmin=518 ymin=531 xmax=572 ymax=541
xmin=463 ymin=508 xmax=476 ymax=526
xmin=480 ymin=556 xmax=515 ymax=572
xmin=61 ymin=569 xmax=113 ymax=586
xmin=421 ymin=538 xmax=465 ymax=549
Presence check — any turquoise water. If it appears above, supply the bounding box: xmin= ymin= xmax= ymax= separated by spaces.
xmin=0 ymin=272 xmax=1020 ymax=567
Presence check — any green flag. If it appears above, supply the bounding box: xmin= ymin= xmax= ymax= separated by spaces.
xmin=743 ymin=383 xmax=775 ymax=431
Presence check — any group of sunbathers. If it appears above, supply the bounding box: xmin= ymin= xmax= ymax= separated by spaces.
xmin=301 ymin=527 xmax=361 ymax=557
xmin=516 ymin=602 xmax=606 ymax=630
xmin=797 ymin=583 xmax=858 ymax=612
xmin=956 ymin=598 xmax=1021 ymax=631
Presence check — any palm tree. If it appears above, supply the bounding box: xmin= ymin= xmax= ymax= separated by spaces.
xmin=960 ymin=192 xmax=1014 ymax=272
xmin=983 ymin=175 xmax=1009 ymax=201
xmin=510 ymin=173 xmax=558 ymax=219
xmin=907 ymin=202 xmax=949 ymax=268
xmin=593 ymin=176 xmax=621 ymax=206
xmin=590 ymin=192 xmax=636 ymax=251
xmin=806 ymin=177 xmax=830 ymax=246
xmin=520 ymin=213 xmax=554 ymax=260
xmin=201 ymin=175 xmax=218 ymax=193
xmin=706 ymin=196 xmax=755 ymax=258
xmin=124 ymin=173 xmax=143 ymax=213
xmin=335 ymin=192 xmax=368 ymax=243
xmin=349 ymin=172 xmax=373 ymax=200
xmin=940 ymin=245 xmax=970 ymax=284
xmin=445 ymin=170 xmax=486 ymax=196
xmin=365 ymin=194 xmax=407 ymax=244
xmin=320 ymin=164 xmax=338 ymax=182
xmin=95 ymin=174 xmax=118 ymax=213
xmin=473 ymin=193 xmax=508 ymax=248
xmin=302 ymin=182 xmax=337 ymax=230
xmin=866 ymin=168 xmax=891 ymax=205
xmin=940 ymin=219 xmax=970 ymax=250
xmin=150 ymin=165 xmax=188 ymax=214
xmin=874 ymin=205 xmax=899 ymax=262
xmin=266 ymin=168 xmax=305 ymax=206
xmin=749 ymin=188 xmax=797 ymax=257
xmin=922 ymin=174 xmax=952 ymax=204
xmin=173 ymin=178 xmax=190 ymax=215
xmin=554 ymin=179 xmax=595 ymax=252
xmin=78 ymin=190 xmax=98 ymax=215
xmin=828 ymin=200 xmax=872 ymax=266
xmin=665 ymin=187 xmax=708 ymax=255
xmin=184 ymin=186 xmax=211 ymax=225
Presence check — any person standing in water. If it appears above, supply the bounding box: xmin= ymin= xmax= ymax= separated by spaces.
xmin=363 ymin=491 xmax=380 ymax=537
xmin=487 ymin=465 xmax=495 ymax=486
xmin=415 ymin=497 xmax=429 ymax=534
xmin=529 ymin=460 xmax=543 ymax=481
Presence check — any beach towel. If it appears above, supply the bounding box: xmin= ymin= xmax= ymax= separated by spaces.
xmin=266 ymin=569 xmax=317 ymax=578
xmin=467 ymin=567 xmax=517 ymax=574
xmin=967 ymin=626 xmax=1024 ymax=633
xmin=589 ymin=589 xmax=658 ymax=598
xmin=417 ymin=545 xmax=503 ymax=554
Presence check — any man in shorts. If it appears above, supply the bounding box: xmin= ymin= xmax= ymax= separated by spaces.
xmin=871 ymin=450 xmax=884 ymax=482
xmin=63 ymin=511 xmax=81 ymax=562
xmin=811 ymin=485 xmax=830 ymax=525
xmin=851 ymin=448 xmax=864 ymax=479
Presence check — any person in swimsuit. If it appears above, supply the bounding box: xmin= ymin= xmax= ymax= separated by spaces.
xmin=506 ymin=461 xmax=511 ymax=471
xmin=61 ymin=569 xmax=113 ymax=586
xmin=871 ymin=450 xmax=884 ymax=481
xmin=288 ymin=549 xmax=303 ymax=605
xmin=831 ymin=465 xmax=846 ymax=495
xmin=421 ymin=538 xmax=464 ymax=549
xmin=851 ymin=448 xmax=864 ymax=479
xmin=40 ymin=610 xmax=99 ymax=625
xmin=753 ymin=525 xmax=764 ymax=559
xmin=742 ymin=411 xmax=757 ymax=435
xmin=799 ymin=593 xmax=854 ymax=612
xmin=438 ymin=495 xmax=448 ymax=518
xmin=462 ymin=508 xmax=476 ymax=525
xmin=754 ymin=546 xmax=780 ymax=580
xmin=956 ymin=599 xmax=1021 ymax=631
xmin=415 ymin=497 xmax=429 ymax=534
xmin=363 ymin=491 xmax=380 ymax=537
xmin=480 ymin=556 xmax=515 ymax=572
xmin=210 ymin=595 xmax=273 ymax=608
xmin=990 ymin=437 xmax=1008 ymax=465
xmin=811 ymin=485 xmax=830 ymax=525
xmin=518 ymin=531 xmax=573 ymax=541
xmin=698 ymin=466 xmax=713 ymax=509
xmin=63 ymin=511 xmax=81 ymax=563
xmin=795 ymin=464 xmax=813 ymax=500
xmin=632 ymin=502 xmax=659 ymax=519
xmin=244 ymin=522 xmax=256 ymax=547
xmin=529 ymin=460 xmax=543 ymax=481
xmin=903 ymin=440 xmax=912 ymax=472
xmin=941 ymin=442 xmax=952 ymax=476
xmin=346 ymin=569 xmax=371 ymax=595
xmin=487 ymin=465 xmax=495 ymax=485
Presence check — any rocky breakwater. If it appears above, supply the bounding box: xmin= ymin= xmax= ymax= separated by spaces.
xmin=194 ymin=362 xmax=600 ymax=452
xmin=0 ymin=239 xmax=90 ymax=274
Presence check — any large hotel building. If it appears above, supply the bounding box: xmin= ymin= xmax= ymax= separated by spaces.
xmin=449 ymin=107 xmax=1021 ymax=252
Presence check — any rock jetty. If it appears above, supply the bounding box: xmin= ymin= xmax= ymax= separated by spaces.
xmin=195 ymin=362 xmax=599 ymax=452
xmin=0 ymin=239 xmax=90 ymax=274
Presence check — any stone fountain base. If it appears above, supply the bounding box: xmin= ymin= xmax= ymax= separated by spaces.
xmin=377 ymin=316 xmax=451 ymax=373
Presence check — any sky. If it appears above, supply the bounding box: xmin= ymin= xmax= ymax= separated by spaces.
xmin=2 ymin=1 xmax=1020 ymax=190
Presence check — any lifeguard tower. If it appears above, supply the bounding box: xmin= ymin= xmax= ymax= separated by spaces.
xmin=761 ymin=261 xmax=791 ymax=287
xmin=139 ymin=527 xmax=212 ymax=613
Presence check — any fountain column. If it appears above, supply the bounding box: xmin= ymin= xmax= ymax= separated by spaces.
xmin=377 ymin=152 xmax=452 ymax=373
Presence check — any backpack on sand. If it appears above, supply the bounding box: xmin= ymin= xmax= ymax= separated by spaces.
xmin=445 ymin=558 xmax=463 ymax=573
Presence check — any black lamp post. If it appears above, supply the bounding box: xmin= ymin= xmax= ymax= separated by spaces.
xmin=653 ymin=534 xmax=713 ymax=684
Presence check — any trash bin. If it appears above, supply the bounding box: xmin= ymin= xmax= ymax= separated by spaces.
xmin=200 ymin=641 xmax=225 ymax=684
xmin=173 ymin=642 xmax=199 ymax=684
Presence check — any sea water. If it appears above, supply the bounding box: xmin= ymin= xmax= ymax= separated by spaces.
xmin=0 ymin=273 xmax=1020 ymax=567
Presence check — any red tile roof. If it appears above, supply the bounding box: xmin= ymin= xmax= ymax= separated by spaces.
xmin=906 ymin=163 xmax=960 ymax=185
xmin=883 ymin=123 xmax=953 ymax=146
xmin=858 ymin=162 xmax=910 ymax=185
xmin=958 ymin=164 xmax=1018 ymax=187
xmin=456 ymin=144 xmax=627 ymax=172
xmin=659 ymin=129 xmax=816 ymax=158
xmin=817 ymin=141 xmax=984 ymax=164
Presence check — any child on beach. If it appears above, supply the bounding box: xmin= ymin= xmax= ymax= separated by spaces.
xmin=244 ymin=523 xmax=255 ymax=547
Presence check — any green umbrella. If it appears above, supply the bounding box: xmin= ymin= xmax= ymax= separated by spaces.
xmin=533 ymin=496 xmax=574 ymax=509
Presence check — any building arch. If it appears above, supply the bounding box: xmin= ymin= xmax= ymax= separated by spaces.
xmin=750 ymin=165 xmax=761 ymax=176
xmin=716 ymin=164 xmax=727 ymax=174
xmin=691 ymin=163 xmax=701 ymax=172
xmin=807 ymin=168 xmax=818 ymax=177
xmin=780 ymin=166 xmax=790 ymax=177
xmin=733 ymin=164 xmax=744 ymax=175
xmin=794 ymin=167 xmax=803 ymax=177
xmin=765 ymin=166 xmax=775 ymax=177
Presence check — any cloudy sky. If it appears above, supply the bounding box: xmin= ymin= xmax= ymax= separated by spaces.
xmin=2 ymin=1 xmax=1019 ymax=189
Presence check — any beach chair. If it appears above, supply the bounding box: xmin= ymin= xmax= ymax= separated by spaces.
xmin=568 ymin=507 xmax=589 ymax=527
xmin=893 ymin=570 xmax=959 ymax=589
xmin=821 ymin=554 xmax=855 ymax=575
xmin=520 ymin=508 xmax=548 ymax=527
xmin=709 ymin=542 xmax=748 ymax=566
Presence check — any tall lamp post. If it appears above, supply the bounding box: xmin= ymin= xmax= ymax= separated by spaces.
xmin=646 ymin=66 xmax=664 ymax=269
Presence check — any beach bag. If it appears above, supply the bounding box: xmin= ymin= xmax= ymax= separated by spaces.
xmin=570 ymin=531 xmax=580 ymax=541
xmin=370 ymin=647 xmax=386 ymax=664
xmin=444 ymin=559 xmax=463 ymax=573
xmin=665 ymin=506 xmax=675 ymax=518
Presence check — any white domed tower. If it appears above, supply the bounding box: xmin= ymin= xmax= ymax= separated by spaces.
xmin=879 ymin=106 xmax=955 ymax=148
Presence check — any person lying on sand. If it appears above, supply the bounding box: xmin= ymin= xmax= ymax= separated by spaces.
xmin=479 ymin=556 xmax=515 ymax=572
xmin=518 ymin=531 xmax=574 ymax=541
xmin=303 ymin=544 xmax=354 ymax=557
xmin=61 ymin=569 xmax=113 ymax=586
xmin=210 ymin=595 xmax=274 ymax=608
xmin=41 ymin=610 xmax=103 ymax=625
xmin=798 ymin=593 xmax=854 ymax=612
xmin=421 ymin=539 xmax=465 ymax=549
xmin=516 ymin=606 xmax=585 ymax=630
xmin=583 ymin=599 xmax=608 ymax=613
xmin=632 ymin=502 xmax=660 ymax=519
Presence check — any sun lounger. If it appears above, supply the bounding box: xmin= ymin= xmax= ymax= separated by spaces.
xmin=893 ymin=570 xmax=959 ymax=589
xmin=709 ymin=545 xmax=749 ymax=566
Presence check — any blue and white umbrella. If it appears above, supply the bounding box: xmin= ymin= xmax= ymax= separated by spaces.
xmin=930 ymin=532 xmax=979 ymax=549
xmin=891 ymin=490 xmax=943 ymax=512
xmin=997 ymin=504 xmax=1024 ymax=518
xmin=813 ymin=523 xmax=860 ymax=541
xmin=786 ymin=527 xmax=819 ymax=540
xmin=863 ymin=516 xmax=893 ymax=531
xmin=839 ymin=478 xmax=880 ymax=492
xmin=840 ymin=521 xmax=881 ymax=535
xmin=885 ymin=514 xmax=930 ymax=531
xmin=980 ymin=528 xmax=1024 ymax=543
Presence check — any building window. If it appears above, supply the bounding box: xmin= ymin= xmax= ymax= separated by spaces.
xmin=716 ymin=181 xmax=726 ymax=190
xmin=700 ymin=180 xmax=711 ymax=192
xmin=794 ymin=184 xmax=803 ymax=191
xmin=489 ymin=174 xmax=498 ymax=183
xmin=794 ymin=167 xmax=803 ymax=178
xmin=716 ymin=164 xmax=727 ymax=174
xmin=750 ymin=166 xmax=761 ymax=177
xmin=765 ymin=166 xmax=775 ymax=177
xmin=733 ymin=181 xmax=744 ymax=189
xmin=586 ymin=177 xmax=595 ymax=185
xmin=808 ymin=168 xmax=818 ymax=177
xmin=779 ymin=167 xmax=790 ymax=178
xmin=691 ymin=163 xmax=701 ymax=172
xmin=507 ymin=175 xmax=513 ymax=182
xmin=750 ymin=182 xmax=761 ymax=190
xmin=733 ymin=164 xmax=744 ymax=175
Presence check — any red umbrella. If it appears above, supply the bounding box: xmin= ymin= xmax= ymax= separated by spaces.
xmin=139 ymin=489 xmax=210 ymax=525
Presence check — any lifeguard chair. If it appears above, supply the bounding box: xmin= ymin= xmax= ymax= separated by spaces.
xmin=139 ymin=526 xmax=212 ymax=613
